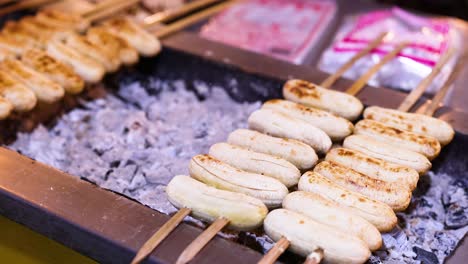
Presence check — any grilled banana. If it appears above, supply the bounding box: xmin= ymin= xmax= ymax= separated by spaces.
xmin=19 ymin=16 xmax=72 ymax=41
xmin=166 ymin=175 xmax=268 ymax=231
xmin=86 ymin=27 xmax=139 ymax=65
xmin=264 ymin=209 xmax=371 ymax=264
xmin=35 ymin=10 xmax=89 ymax=32
xmin=354 ymin=119 xmax=441 ymax=160
xmin=189 ymin=154 xmax=288 ymax=208
xmin=326 ymin=148 xmax=419 ymax=190
xmin=0 ymin=70 xmax=36 ymax=111
xmin=101 ymin=17 xmax=161 ymax=56
xmin=0 ymin=59 xmax=64 ymax=103
xmin=364 ymin=106 xmax=454 ymax=146
xmin=314 ymin=161 xmax=412 ymax=211
xmin=343 ymin=135 xmax=431 ymax=174
xmin=262 ymin=99 xmax=353 ymax=141
xmin=283 ymin=191 xmax=382 ymax=251
xmin=0 ymin=96 xmax=13 ymax=119
xmin=248 ymin=108 xmax=332 ymax=154
xmin=283 ymin=79 xmax=363 ymax=121
xmin=227 ymin=129 xmax=318 ymax=170
xmin=21 ymin=49 xmax=84 ymax=94
xmin=47 ymin=40 xmax=105 ymax=83
xmin=209 ymin=142 xmax=300 ymax=188
xmin=0 ymin=34 xmax=31 ymax=55
xmin=298 ymin=171 xmax=397 ymax=232
xmin=64 ymin=33 xmax=120 ymax=72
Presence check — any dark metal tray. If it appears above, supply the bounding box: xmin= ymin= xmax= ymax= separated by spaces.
xmin=0 ymin=32 xmax=466 ymax=264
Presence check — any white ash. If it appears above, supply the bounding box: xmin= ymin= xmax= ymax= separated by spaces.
xmin=10 ymin=80 xmax=261 ymax=214
xmin=7 ymin=80 xmax=467 ymax=263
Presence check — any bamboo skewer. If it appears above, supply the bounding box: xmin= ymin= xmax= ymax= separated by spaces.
xmin=0 ymin=0 xmax=58 ymax=16
xmin=257 ymin=237 xmax=290 ymax=264
xmin=130 ymin=208 xmax=191 ymax=264
xmin=320 ymin=32 xmax=389 ymax=89
xmin=176 ymin=218 xmax=230 ymax=264
xmin=397 ymin=48 xmax=455 ymax=112
xmin=144 ymin=0 xmax=221 ymax=25
xmin=415 ymin=51 xmax=464 ymax=116
xmin=83 ymin=0 xmax=139 ymax=21
xmin=345 ymin=42 xmax=408 ymax=96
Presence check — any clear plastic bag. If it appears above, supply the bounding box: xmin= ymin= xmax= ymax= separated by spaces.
xmin=318 ymin=7 xmax=462 ymax=94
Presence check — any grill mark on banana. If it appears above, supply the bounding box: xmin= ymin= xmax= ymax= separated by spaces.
xmin=0 ymin=59 xmax=64 ymax=103
xmin=326 ymin=148 xmax=419 ymax=190
xmin=355 ymin=119 xmax=441 ymax=160
xmin=314 ymin=161 xmax=412 ymax=211
xmin=343 ymin=135 xmax=431 ymax=174
xmin=0 ymin=70 xmax=36 ymax=111
xmin=283 ymin=191 xmax=382 ymax=251
xmin=227 ymin=129 xmax=318 ymax=170
xmin=189 ymin=154 xmax=288 ymax=208
xmin=283 ymin=79 xmax=363 ymax=121
xmin=298 ymin=171 xmax=397 ymax=232
xmin=264 ymin=209 xmax=371 ymax=264
xmin=101 ymin=17 xmax=161 ymax=57
xmin=262 ymin=99 xmax=353 ymax=141
xmin=364 ymin=106 xmax=454 ymax=145
xmin=248 ymin=108 xmax=332 ymax=154
xmin=209 ymin=142 xmax=300 ymax=187
xmin=21 ymin=49 xmax=84 ymax=94
xmin=166 ymin=175 xmax=268 ymax=231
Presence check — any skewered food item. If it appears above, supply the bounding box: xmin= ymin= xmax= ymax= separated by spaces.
xmin=47 ymin=40 xmax=105 ymax=83
xmin=283 ymin=191 xmax=382 ymax=251
xmin=35 ymin=9 xmax=90 ymax=32
xmin=283 ymin=79 xmax=363 ymax=121
xmin=314 ymin=161 xmax=411 ymax=211
xmin=343 ymin=135 xmax=431 ymax=174
xmin=264 ymin=209 xmax=371 ymax=264
xmin=354 ymin=119 xmax=441 ymax=160
xmin=227 ymin=129 xmax=318 ymax=170
xmin=21 ymin=49 xmax=84 ymax=94
xmin=166 ymin=175 xmax=269 ymax=231
xmin=248 ymin=108 xmax=332 ymax=154
xmin=0 ymin=46 xmax=15 ymax=60
xmin=0 ymin=70 xmax=36 ymax=111
xmin=326 ymin=148 xmax=419 ymax=190
xmin=262 ymin=99 xmax=353 ymax=141
xmin=86 ymin=27 xmax=139 ymax=65
xmin=189 ymin=155 xmax=288 ymax=208
xmin=0 ymin=34 xmax=30 ymax=55
xmin=363 ymin=106 xmax=455 ymax=145
xmin=209 ymin=143 xmax=300 ymax=188
xmin=0 ymin=97 xmax=12 ymax=119
xmin=0 ymin=59 xmax=64 ymax=103
xmin=101 ymin=17 xmax=161 ymax=56
xmin=298 ymin=171 xmax=397 ymax=232
xmin=2 ymin=22 xmax=44 ymax=48
xmin=64 ymin=33 xmax=120 ymax=72
xmin=19 ymin=16 xmax=72 ymax=41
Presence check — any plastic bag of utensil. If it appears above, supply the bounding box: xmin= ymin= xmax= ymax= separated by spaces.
xmin=318 ymin=7 xmax=463 ymax=94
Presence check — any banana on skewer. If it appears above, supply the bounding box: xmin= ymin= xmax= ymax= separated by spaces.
xmin=35 ymin=9 xmax=90 ymax=32
xmin=0 ymin=70 xmax=36 ymax=111
xmin=189 ymin=154 xmax=288 ymax=208
xmin=227 ymin=129 xmax=318 ymax=170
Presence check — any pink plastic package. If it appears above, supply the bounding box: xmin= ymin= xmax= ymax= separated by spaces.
xmin=200 ymin=0 xmax=336 ymax=64
xmin=318 ymin=7 xmax=462 ymax=94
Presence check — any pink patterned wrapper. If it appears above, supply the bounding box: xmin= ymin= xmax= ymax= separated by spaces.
xmin=200 ymin=0 xmax=336 ymax=64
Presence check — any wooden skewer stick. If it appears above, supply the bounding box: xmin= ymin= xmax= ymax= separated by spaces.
xmin=82 ymin=0 xmax=139 ymax=21
xmin=397 ymin=48 xmax=455 ymax=112
xmin=320 ymin=32 xmax=389 ymax=89
xmin=0 ymin=0 xmax=58 ymax=17
xmin=416 ymin=50 xmax=464 ymax=116
xmin=151 ymin=0 xmax=238 ymax=38
xmin=144 ymin=0 xmax=222 ymax=26
xmin=257 ymin=237 xmax=290 ymax=264
xmin=303 ymin=248 xmax=324 ymax=264
xmin=130 ymin=208 xmax=191 ymax=264
xmin=176 ymin=217 xmax=230 ymax=264
xmin=345 ymin=42 xmax=408 ymax=96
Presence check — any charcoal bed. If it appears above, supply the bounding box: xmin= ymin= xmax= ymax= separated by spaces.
xmin=0 ymin=32 xmax=466 ymax=264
